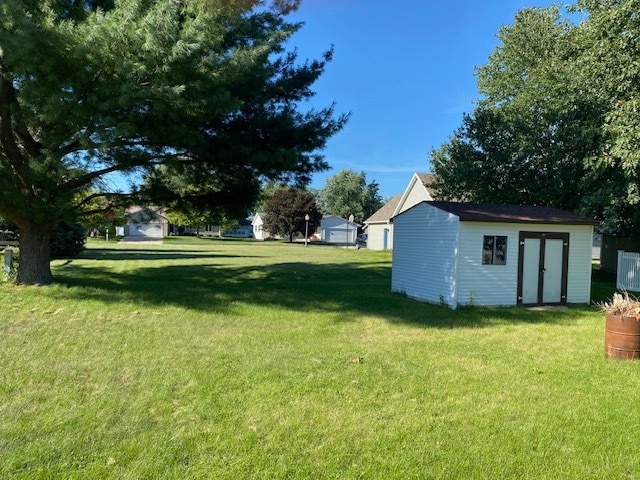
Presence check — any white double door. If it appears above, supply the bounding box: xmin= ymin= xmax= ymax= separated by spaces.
xmin=518 ymin=232 xmax=569 ymax=306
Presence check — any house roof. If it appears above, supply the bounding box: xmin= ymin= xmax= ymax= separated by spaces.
xmin=397 ymin=201 xmax=600 ymax=226
xmin=321 ymin=215 xmax=360 ymax=227
xmin=125 ymin=205 xmax=169 ymax=222
xmin=416 ymin=172 xmax=438 ymax=198
xmin=365 ymin=194 xmax=403 ymax=224
xmin=391 ymin=172 xmax=438 ymax=218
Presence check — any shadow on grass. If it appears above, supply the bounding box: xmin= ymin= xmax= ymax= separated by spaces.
xmin=51 ymin=246 xmax=607 ymax=329
xmin=80 ymin=247 xmax=253 ymax=262
xmin=591 ymin=267 xmax=617 ymax=304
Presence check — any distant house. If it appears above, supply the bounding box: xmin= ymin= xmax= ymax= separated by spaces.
xmin=252 ymin=213 xmax=271 ymax=240
xmin=321 ymin=215 xmax=359 ymax=245
xmin=122 ymin=206 xmax=169 ymax=238
xmin=364 ymin=172 xmax=436 ymax=250
xmin=391 ymin=201 xmax=599 ymax=309
xmin=363 ymin=194 xmax=402 ymax=251
xmin=182 ymin=225 xmax=221 ymax=236
xmin=224 ymin=219 xmax=253 ymax=238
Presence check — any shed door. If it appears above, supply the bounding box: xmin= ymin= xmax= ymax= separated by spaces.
xmin=517 ymin=232 xmax=569 ymax=306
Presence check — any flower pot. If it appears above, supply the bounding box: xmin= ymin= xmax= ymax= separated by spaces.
xmin=605 ymin=314 xmax=640 ymax=360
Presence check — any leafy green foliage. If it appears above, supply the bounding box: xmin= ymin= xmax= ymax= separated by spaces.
xmin=0 ymin=0 xmax=347 ymax=283
xmin=318 ymin=169 xmax=383 ymax=224
xmin=262 ymin=188 xmax=321 ymax=242
xmin=431 ymin=3 xmax=640 ymax=234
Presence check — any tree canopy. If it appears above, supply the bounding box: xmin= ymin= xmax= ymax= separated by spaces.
xmin=262 ymin=188 xmax=321 ymax=242
xmin=0 ymin=0 xmax=347 ymax=284
xmin=430 ymin=2 xmax=640 ymax=234
xmin=317 ymin=169 xmax=383 ymax=224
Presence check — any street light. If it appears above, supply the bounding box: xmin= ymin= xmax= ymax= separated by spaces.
xmin=304 ymin=214 xmax=310 ymax=247
xmin=348 ymin=214 xmax=354 ymax=248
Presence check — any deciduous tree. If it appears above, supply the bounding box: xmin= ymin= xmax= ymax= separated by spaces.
xmin=430 ymin=6 xmax=609 ymax=226
xmin=318 ymin=169 xmax=383 ymax=224
xmin=262 ymin=188 xmax=321 ymax=242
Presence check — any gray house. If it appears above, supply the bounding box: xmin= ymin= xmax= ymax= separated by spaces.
xmin=321 ymin=215 xmax=359 ymax=245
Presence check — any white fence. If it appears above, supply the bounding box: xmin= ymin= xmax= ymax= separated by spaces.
xmin=617 ymin=250 xmax=640 ymax=292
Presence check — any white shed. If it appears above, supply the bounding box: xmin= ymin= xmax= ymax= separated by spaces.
xmin=391 ymin=202 xmax=599 ymax=309
xmin=321 ymin=215 xmax=359 ymax=245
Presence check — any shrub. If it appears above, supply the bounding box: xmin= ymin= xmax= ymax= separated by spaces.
xmin=51 ymin=221 xmax=86 ymax=258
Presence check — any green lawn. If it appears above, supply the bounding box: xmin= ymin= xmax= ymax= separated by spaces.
xmin=1 ymin=239 xmax=637 ymax=479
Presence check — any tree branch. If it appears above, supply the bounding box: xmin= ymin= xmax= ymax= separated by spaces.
xmin=59 ymin=163 xmax=129 ymax=190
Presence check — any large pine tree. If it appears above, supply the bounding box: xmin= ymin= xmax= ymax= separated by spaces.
xmin=0 ymin=0 xmax=347 ymax=284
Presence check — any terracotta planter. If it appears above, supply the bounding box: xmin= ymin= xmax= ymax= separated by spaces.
xmin=605 ymin=314 xmax=640 ymax=360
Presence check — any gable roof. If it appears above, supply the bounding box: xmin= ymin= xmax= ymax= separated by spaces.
xmin=396 ymin=201 xmax=600 ymax=226
xmin=392 ymin=172 xmax=438 ymax=217
xmin=321 ymin=215 xmax=360 ymax=227
xmin=416 ymin=173 xmax=438 ymax=198
xmin=251 ymin=212 xmax=264 ymax=225
xmin=365 ymin=194 xmax=403 ymax=224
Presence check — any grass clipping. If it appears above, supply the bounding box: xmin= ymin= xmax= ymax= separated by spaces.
xmin=599 ymin=291 xmax=640 ymax=317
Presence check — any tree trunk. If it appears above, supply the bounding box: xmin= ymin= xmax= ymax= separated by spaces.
xmin=16 ymin=223 xmax=54 ymax=285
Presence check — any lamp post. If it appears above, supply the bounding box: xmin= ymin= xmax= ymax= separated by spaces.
xmin=348 ymin=214 xmax=354 ymax=248
xmin=304 ymin=214 xmax=310 ymax=247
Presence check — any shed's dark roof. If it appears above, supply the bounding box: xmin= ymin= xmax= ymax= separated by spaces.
xmin=409 ymin=201 xmax=600 ymax=226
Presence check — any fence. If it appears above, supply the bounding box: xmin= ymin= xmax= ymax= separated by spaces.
xmin=617 ymin=250 xmax=640 ymax=292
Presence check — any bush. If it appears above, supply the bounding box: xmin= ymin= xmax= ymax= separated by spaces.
xmin=51 ymin=221 xmax=86 ymax=258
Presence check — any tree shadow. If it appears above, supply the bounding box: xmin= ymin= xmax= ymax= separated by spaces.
xmin=53 ymin=249 xmax=598 ymax=329
xmin=74 ymin=247 xmax=254 ymax=262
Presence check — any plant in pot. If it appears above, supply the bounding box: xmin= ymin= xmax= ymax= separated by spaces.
xmin=601 ymin=292 xmax=640 ymax=360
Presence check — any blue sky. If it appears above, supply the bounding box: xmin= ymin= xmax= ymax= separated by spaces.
xmin=287 ymin=0 xmax=560 ymax=200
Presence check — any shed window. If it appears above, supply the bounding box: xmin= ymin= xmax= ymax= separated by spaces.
xmin=483 ymin=235 xmax=507 ymax=265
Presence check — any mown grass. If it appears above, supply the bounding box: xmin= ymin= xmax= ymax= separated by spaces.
xmin=0 ymin=238 xmax=637 ymax=479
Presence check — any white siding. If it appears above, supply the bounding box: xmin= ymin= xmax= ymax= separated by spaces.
xmin=456 ymin=223 xmax=594 ymax=306
xmin=397 ymin=181 xmax=433 ymax=215
xmin=367 ymin=223 xmax=393 ymax=250
xmin=252 ymin=215 xmax=268 ymax=240
xmin=392 ymin=203 xmax=459 ymax=308
xmin=456 ymin=223 xmax=521 ymax=306
xmin=560 ymin=225 xmax=594 ymax=303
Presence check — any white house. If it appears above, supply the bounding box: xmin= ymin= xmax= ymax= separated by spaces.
xmin=391 ymin=201 xmax=599 ymax=309
xmin=122 ymin=206 xmax=169 ymax=238
xmin=321 ymin=215 xmax=359 ymax=245
xmin=364 ymin=172 xmax=436 ymax=250
xmin=252 ymin=213 xmax=270 ymax=240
